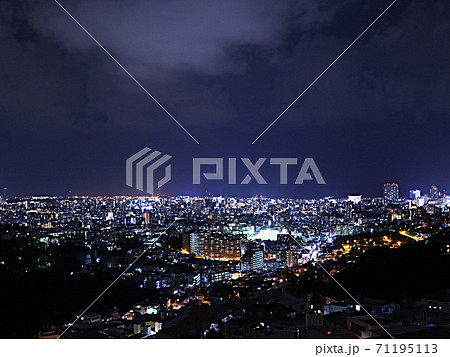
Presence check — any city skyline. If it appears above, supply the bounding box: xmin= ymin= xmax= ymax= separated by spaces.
xmin=1 ymin=181 xmax=447 ymax=200
xmin=2 ymin=190 xmax=450 ymax=339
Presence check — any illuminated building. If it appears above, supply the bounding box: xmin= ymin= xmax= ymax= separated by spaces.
xmin=75 ymin=311 xmax=101 ymax=325
xmin=193 ymin=273 xmax=201 ymax=286
xmin=251 ymin=250 xmax=264 ymax=271
xmin=430 ymin=185 xmax=439 ymax=200
xmin=38 ymin=331 xmax=59 ymax=339
xmin=347 ymin=195 xmax=362 ymax=204
xmin=383 ymin=183 xmax=399 ymax=201
xmin=182 ymin=233 xmax=197 ymax=254
xmin=444 ymin=195 xmax=450 ymax=206
xmin=409 ymin=189 xmax=421 ymax=199
xmin=240 ymin=249 xmax=264 ymax=271
xmin=344 ymin=201 xmax=353 ymax=220
xmin=143 ymin=212 xmax=151 ymax=225
xmin=250 ymin=227 xmax=279 ymax=241
xmin=278 ymin=247 xmax=293 ymax=268
xmin=210 ymin=271 xmax=230 ymax=283
xmin=197 ymin=233 xmax=242 ymax=260
xmin=416 ymin=197 xmax=425 ymax=207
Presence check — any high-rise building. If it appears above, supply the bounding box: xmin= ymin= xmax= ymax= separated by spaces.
xmin=182 ymin=233 xmax=199 ymax=254
xmin=251 ymin=250 xmax=264 ymax=271
xmin=344 ymin=201 xmax=353 ymax=220
xmin=383 ymin=183 xmax=399 ymax=201
xmin=143 ymin=212 xmax=151 ymax=225
xmin=278 ymin=247 xmax=293 ymax=268
xmin=430 ymin=186 xmax=439 ymax=200
xmin=182 ymin=233 xmax=191 ymax=253
xmin=410 ymin=189 xmax=421 ymax=199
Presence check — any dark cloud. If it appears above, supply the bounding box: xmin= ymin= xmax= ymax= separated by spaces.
xmin=32 ymin=0 xmax=344 ymax=78
xmin=0 ymin=0 xmax=448 ymax=197
xmin=258 ymin=0 xmax=450 ymax=129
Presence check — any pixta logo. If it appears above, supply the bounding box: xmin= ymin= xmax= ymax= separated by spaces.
xmin=193 ymin=158 xmax=325 ymax=185
xmin=126 ymin=148 xmax=172 ymax=194
xmin=126 ymin=149 xmax=325 ymax=194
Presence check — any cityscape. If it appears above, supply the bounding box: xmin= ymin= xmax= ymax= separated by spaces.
xmin=1 ymin=0 xmax=449 ymax=353
xmin=1 ymin=183 xmax=450 ymax=339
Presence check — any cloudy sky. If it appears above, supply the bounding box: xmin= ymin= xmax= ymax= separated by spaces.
xmin=0 ymin=0 xmax=448 ymax=198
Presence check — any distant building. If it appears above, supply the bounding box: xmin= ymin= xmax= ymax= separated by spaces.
xmin=409 ymin=189 xmax=421 ymax=199
xmin=344 ymin=201 xmax=353 ymax=220
xmin=383 ymin=183 xmax=399 ymax=201
xmin=38 ymin=331 xmax=59 ymax=339
xmin=143 ymin=212 xmax=151 ymax=225
xmin=240 ymin=249 xmax=264 ymax=271
xmin=347 ymin=195 xmax=362 ymax=204
xmin=193 ymin=272 xmax=201 ymax=286
xmin=195 ymin=233 xmax=242 ymax=260
xmin=430 ymin=185 xmax=439 ymax=200
xmin=75 ymin=311 xmax=101 ymax=325
xmin=182 ymin=233 xmax=199 ymax=254
xmin=278 ymin=247 xmax=293 ymax=268
xmin=251 ymin=250 xmax=264 ymax=271
xmin=416 ymin=197 xmax=426 ymax=207
xmin=443 ymin=196 xmax=450 ymax=206
xmin=210 ymin=271 xmax=230 ymax=283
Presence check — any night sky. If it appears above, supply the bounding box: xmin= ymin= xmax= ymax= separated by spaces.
xmin=0 ymin=0 xmax=448 ymax=198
